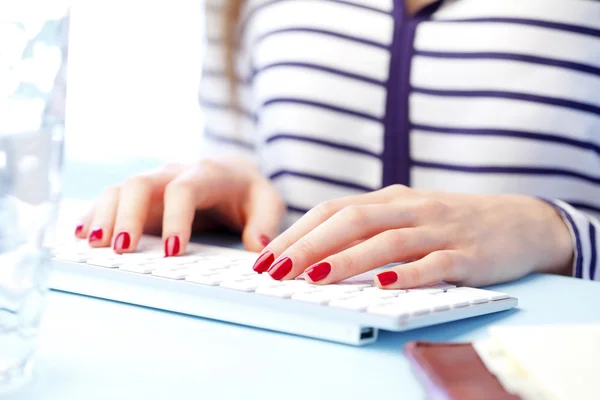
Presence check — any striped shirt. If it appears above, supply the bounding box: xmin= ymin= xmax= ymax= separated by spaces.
xmin=198 ymin=0 xmax=600 ymax=281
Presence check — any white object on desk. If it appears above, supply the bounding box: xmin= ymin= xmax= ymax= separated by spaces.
xmin=49 ymin=234 xmax=517 ymax=346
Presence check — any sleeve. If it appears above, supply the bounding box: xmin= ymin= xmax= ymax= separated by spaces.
xmin=547 ymin=200 xmax=600 ymax=281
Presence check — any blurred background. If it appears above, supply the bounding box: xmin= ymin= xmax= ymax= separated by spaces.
xmin=63 ymin=0 xmax=206 ymax=198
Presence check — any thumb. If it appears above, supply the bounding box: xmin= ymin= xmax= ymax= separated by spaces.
xmin=241 ymin=180 xmax=285 ymax=252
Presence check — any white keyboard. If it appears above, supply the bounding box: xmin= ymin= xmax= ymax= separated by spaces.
xmin=50 ymin=235 xmax=518 ymax=345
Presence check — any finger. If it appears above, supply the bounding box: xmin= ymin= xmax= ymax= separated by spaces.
xmin=264 ymin=203 xmax=418 ymax=279
xmin=87 ymin=185 xmax=120 ymax=248
xmin=241 ymin=180 xmax=285 ymax=253
xmin=375 ymin=250 xmax=466 ymax=289
xmin=255 ymin=190 xmax=395 ymax=273
xmin=303 ymin=227 xmax=447 ymax=285
xmin=162 ymin=160 xmax=238 ymax=256
xmin=112 ymin=171 xmax=175 ymax=254
xmin=74 ymin=206 xmax=95 ymax=239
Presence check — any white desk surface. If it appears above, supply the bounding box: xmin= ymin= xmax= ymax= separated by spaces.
xmin=5 ymin=162 xmax=600 ymax=400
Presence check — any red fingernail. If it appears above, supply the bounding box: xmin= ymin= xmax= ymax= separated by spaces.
xmin=75 ymin=224 xmax=84 ymax=237
xmin=164 ymin=236 xmax=180 ymax=257
xmin=252 ymin=251 xmax=274 ymax=273
xmin=305 ymin=262 xmax=331 ymax=282
xmin=114 ymin=232 xmax=131 ymax=251
xmin=268 ymin=257 xmax=293 ymax=280
xmin=377 ymin=271 xmax=398 ymax=286
xmin=88 ymin=227 xmax=103 ymax=242
xmin=259 ymin=235 xmax=270 ymax=247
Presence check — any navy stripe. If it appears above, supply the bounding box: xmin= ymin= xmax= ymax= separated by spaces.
xmin=557 ymin=205 xmax=585 ymax=278
xmin=199 ymin=99 xmax=256 ymax=121
xmin=382 ymin=0 xmax=413 ymax=187
xmin=589 ymin=222 xmax=598 ymax=280
xmin=412 ymin=160 xmax=600 ymax=185
xmin=413 ymin=51 xmax=600 ymax=78
xmin=436 ymin=17 xmax=600 ymax=39
xmin=0 ymin=307 xmax=16 ymax=314
xmin=564 ymin=201 xmax=600 ymax=215
xmin=412 ymin=124 xmax=600 ymax=156
xmin=266 ymin=134 xmax=382 ymax=158
xmin=252 ymin=62 xmax=386 ymax=86
xmin=287 ymin=204 xmax=310 ymax=215
xmin=254 ymin=28 xmax=389 ymax=50
xmin=240 ymin=0 xmax=392 ymax=37
xmin=269 ymin=170 xmax=374 ymax=192
xmin=412 ymin=88 xmax=600 ymax=117
xmin=260 ymin=98 xmax=381 ymax=122
xmin=204 ymin=130 xmax=256 ymax=151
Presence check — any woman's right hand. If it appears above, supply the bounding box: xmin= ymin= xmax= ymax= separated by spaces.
xmin=74 ymin=156 xmax=286 ymax=256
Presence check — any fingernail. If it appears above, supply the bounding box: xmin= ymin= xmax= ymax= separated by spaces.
xmin=164 ymin=236 xmax=180 ymax=257
xmin=305 ymin=262 xmax=331 ymax=282
xmin=377 ymin=271 xmax=398 ymax=286
xmin=75 ymin=224 xmax=84 ymax=237
xmin=88 ymin=227 xmax=103 ymax=243
xmin=268 ymin=257 xmax=293 ymax=280
xmin=252 ymin=251 xmax=274 ymax=273
xmin=259 ymin=235 xmax=270 ymax=247
xmin=114 ymin=232 xmax=131 ymax=251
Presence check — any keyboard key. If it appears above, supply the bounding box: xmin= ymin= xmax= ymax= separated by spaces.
xmin=407 ymin=288 xmax=444 ymax=294
xmin=447 ymin=287 xmax=509 ymax=302
xmin=86 ymin=258 xmax=123 ymax=268
xmin=185 ymin=274 xmax=223 ymax=286
xmin=291 ymin=290 xmax=354 ymax=305
xmin=433 ymin=292 xmax=470 ymax=308
xmin=151 ymin=268 xmax=191 ymax=280
xmin=362 ymin=287 xmax=407 ymax=296
xmin=119 ymin=264 xmax=155 ymax=274
xmin=329 ymin=296 xmax=390 ymax=311
xmin=220 ymin=279 xmax=261 ymax=292
xmin=256 ymin=282 xmax=317 ymax=299
xmin=55 ymin=253 xmax=91 ymax=263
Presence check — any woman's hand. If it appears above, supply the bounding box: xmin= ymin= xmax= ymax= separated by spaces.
xmin=254 ymin=185 xmax=573 ymax=288
xmin=74 ymin=156 xmax=285 ymax=255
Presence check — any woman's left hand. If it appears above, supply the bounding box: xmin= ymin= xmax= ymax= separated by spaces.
xmin=252 ymin=185 xmax=574 ymax=288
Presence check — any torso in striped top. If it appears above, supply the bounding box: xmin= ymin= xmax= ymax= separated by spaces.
xmin=198 ymin=0 xmax=600 ymax=279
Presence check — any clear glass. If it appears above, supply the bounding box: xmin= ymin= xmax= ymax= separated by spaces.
xmin=0 ymin=1 xmax=69 ymax=393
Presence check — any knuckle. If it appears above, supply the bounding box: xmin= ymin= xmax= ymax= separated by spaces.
xmin=334 ymin=251 xmax=355 ymax=274
xmin=292 ymin=238 xmax=315 ymax=260
xmin=159 ymin=162 xmax=183 ymax=172
xmin=338 ymin=205 xmax=369 ymax=226
xmin=313 ymin=200 xmax=341 ymax=221
xmin=164 ymin=178 xmax=192 ymax=195
xmin=407 ymin=266 xmax=423 ymax=286
xmin=381 ymin=229 xmax=409 ymax=251
xmin=197 ymin=158 xmax=223 ymax=173
xmin=103 ymin=184 xmax=121 ymax=198
xmin=386 ymin=184 xmax=408 ymax=194
xmin=122 ymin=175 xmax=151 ymax=190
xmin=417 ymin=198 xmax=447 ymax=217
xmin=435 ymin=251 xmax=458 ymax=278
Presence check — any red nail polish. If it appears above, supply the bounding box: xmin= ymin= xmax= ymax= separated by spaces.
xmin=114 ymin=232 xmax=131 ymax=251
xmin=164 ymin=236 xmax=180 ymax=257
xmin=75 ymin=224 xmax=84 ymax=236
xmin=377 ymin=271 xmax=398 ymax=286
xmin=259 ymin=235 xmax=270 ymax=247
xmin=89 ymin=227 xmax=103 ymax=242
xmin=305 ymin=262 xmax=331 ymax=282
xmin=268 ymin=257 xmax=293 ymax=280
xmin=252 ymin=251 xmax=274 ymax=273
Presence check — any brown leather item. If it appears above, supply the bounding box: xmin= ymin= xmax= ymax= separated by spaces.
xmin=404 ymin=341 xmax=522 ymax=400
